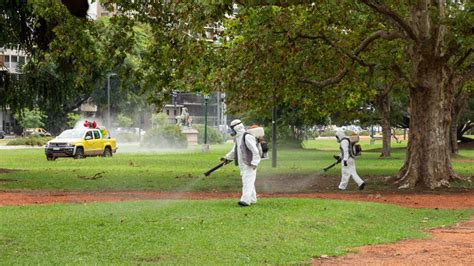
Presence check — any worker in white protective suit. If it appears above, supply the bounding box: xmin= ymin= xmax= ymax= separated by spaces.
xmin=223 ymin=119 xmax=261 ymax=207
xmin=335 ymin=130 xmax=365 ymax=190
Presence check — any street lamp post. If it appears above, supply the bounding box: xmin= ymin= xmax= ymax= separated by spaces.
xmin=203 ymin=94 xmax=210 ymax=152
xmin=107 ymin=73 xmax=117 ymax=129
xmin=272 ymin=93 xmax=277 ymax=168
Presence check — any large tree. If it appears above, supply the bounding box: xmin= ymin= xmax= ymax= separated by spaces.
xmin=359 ymin=0 xmax=473 ymax=188
xmin=220 ymin=1 xmax=473 ymax=188
xmin=0 ymin=0 xmax=105 ymax=133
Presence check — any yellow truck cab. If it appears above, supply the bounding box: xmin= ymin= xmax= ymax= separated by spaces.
xmin=45 ymin=128 xmax=117 ymax=161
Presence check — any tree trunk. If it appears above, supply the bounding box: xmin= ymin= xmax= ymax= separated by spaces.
xmin=378 ymin=95 xmax=391 ymax=157
xmin=450 ymin=107 xmax=459 ymax=154
xmin=449 ymin=90 xmax=468 ymax=154
xmin=394 ymin=1 xmax=463 ymax=189
xmin=396 ymin=63 xmax=457 ymax=189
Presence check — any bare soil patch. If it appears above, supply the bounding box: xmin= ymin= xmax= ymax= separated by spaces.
xmin=0 ymin=168 xmax=18 ymax=174
xmin=313 ymin=218 xmax=474 ymax=265
xmin=0 ymin=190 xmax=472 ymax=209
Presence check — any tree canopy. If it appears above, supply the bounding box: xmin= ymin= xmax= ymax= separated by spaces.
xmin=1 ymin=0 xmax=473 ymax=188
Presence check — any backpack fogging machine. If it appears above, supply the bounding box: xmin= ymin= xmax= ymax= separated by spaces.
xmin=204 ymin=159 xmax=233 ymax=176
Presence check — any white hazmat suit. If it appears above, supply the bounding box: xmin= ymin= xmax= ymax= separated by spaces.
xmin=224 ymin=120 xmax=261 ymax=206
xmin=336 ymin=130 xmax=365 ymax=190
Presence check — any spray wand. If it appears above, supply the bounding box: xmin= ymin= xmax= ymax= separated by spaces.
xmin=204 ymin=159 xmax=233 ymax=176
xmin=323 ymin=156 xmax=342 ymax=172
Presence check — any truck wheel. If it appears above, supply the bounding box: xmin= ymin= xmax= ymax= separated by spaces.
xmin=74 ymin=147 xmax=85 ymax=159
xmin=103 ymin=147 xmax=112 ymax=157
xmin=46 ymin=155 xmax=57 ymax=161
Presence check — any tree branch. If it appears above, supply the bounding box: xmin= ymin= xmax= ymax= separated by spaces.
xmin=298 ymin=30 xmax=404 ymax=88
xmin=294 ymin=33 xmax=325 ymax=41
xmin=459 ymin=63 xmax=474 ymax=86
xmin=359 ymin=0 xmax=419 ymax=42
xmin=354 ymin=30 xmax=404 ymax=55
xmin=318 ymin=32 xmax=373 ymax=67
xmin=455 ymin=48 xmax=473 ymax=67
xmin=433 ymin=0 xmax=446 ymax=56
xmin=389 ymin=63 xmax=414 ymax=87
xmin=63 ymin=94 xmax=90 ymax=113
xmin=296 ymin=30 xmax=403 ymax=67
xmin=235 ymin=0 xmax=293 ymax=8
xmin=299 ymin=68 xmax=348 ymax=88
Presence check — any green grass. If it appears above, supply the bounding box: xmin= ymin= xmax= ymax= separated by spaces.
xmin=1 ymin=139 xmax=472 ymax=264
xmin=0 ymin=199 xmax=471 ymax=265
xmin=0 ymin=138 xmax=473 ymax=191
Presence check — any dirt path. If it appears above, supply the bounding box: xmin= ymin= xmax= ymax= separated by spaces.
xmin=0 ymin=190 xmax=473 ymax=209
xmin=313 ymin=219 xmax=474 ymax=265
xmin=1 ymin=190 xmax=473 ymax=265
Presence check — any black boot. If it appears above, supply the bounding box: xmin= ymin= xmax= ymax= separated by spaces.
xmin=238 ymin=201 xmax=250 ymax=207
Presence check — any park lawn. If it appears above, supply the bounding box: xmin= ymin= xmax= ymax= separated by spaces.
xmin=0 ymin=198 xmax=471 ymax=265
xmin=0 ymin=138 xmax=473 ymax=191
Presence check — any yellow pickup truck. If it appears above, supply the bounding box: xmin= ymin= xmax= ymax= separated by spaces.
xmin=45 ymin=128 xmax=117 ymax=161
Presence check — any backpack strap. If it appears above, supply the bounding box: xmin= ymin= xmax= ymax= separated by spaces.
xmin=243 ymin=132 xmax=248 ymax=142
xmin=340 ymin=137 xmax=353 ymax=158
xmin=234 ymin=142 xmax=238 ymax=166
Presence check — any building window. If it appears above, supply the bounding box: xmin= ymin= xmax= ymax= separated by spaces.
xmin=4 ymin=55 xmax=10 ymax=68
xmin=166 ymin=110 xmax=170 ymax=115
xmin=10 ymin=55 xmax=17 ymax=70
xmin=18 ymin=56 xmax=25 ymax=65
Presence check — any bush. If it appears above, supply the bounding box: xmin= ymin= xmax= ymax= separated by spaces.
xmin=7 ymin=136 xmax=52 ymax=146
xmin=304 ymin=130 xmax=319 ymax=139
xmin=193 ymin=124 xmax=224 ymax=144
xmin=142 ymin=125 xmax=187 ymax=149
xmin=67 ymin=113 xmax=81 ymax=128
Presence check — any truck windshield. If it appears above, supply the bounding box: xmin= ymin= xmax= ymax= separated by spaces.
xmin=57 ymin=129 xmax=86 ymax=139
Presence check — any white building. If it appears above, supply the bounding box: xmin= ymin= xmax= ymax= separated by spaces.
xmin=0 ymin=48 xmax=28 ymax=74
xmin=87 ymin=0 xmax=114 ymax=20
xmin=0 ymin=48 xmax=27 ymax=133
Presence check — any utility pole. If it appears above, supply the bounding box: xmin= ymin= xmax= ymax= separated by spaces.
xmin=272 ymin=93 xmax=277 ymax=168
xmin=203 ymin=94 xmax=210 ymax=152
xmin=107 ymin=73 xmax=117 ymax=129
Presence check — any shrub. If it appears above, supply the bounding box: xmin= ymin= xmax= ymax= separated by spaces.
xmin=142 ymin=125 xmax=187 ymax=149
xmin=7 ymin=136 xmax=53 ymax=146
xmin=67 ymin=113 xmax=81 ymax=128
xmin=13 ymin=108 xmax=46 ymax=129
xmin=193 ymin=124 xmax=224 ymax=144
